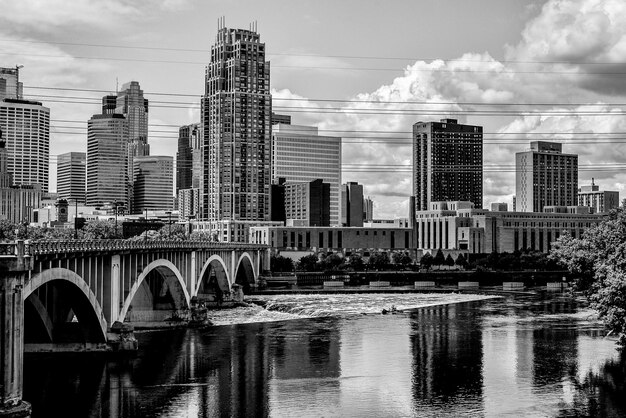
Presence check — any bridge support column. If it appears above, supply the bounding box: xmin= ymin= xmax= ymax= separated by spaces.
xmin=0 ymin=242 xmax=32 ymax=417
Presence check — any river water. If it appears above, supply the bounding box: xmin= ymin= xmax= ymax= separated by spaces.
xmin=23 ymin=293 xmax=626 ymax=417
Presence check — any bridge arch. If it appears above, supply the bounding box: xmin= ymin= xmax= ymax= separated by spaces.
xmin=234 ymin=252 xmax=256 ymax=293
xmin=25 ymin=267 xmax=108 ymax=343
xmin=119 ymin=259 xmax=190 ymax=323
xmin=195 ymin=255 xmax=231 ymax=301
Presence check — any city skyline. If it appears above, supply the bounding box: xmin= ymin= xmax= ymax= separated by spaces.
xmin=2 ymin=0 xmax=626 ymax=218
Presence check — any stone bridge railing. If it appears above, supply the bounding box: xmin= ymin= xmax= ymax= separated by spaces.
xmin=0 ymin=240 xmax=269 ymax=256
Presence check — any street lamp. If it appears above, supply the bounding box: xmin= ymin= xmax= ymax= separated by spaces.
xmin=144 ymin=208 xmax=148 ymax=241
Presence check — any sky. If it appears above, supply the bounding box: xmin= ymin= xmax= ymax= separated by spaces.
xmin=2 ymin=0 xmax=626 ymax=219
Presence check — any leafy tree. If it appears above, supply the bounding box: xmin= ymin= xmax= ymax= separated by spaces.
xmin=297 ymin=254 xmax=319 ymax=271
xmin=420 ymin=252 xmax=434 ymax=270
xmin=82 ymin=219 xmax=121 ymax=239
xmin=392 ymin=252 xmax=413 ymax=266
xmin=271 ymin=255 xmax=294 ymax=273
xmin=0 ymin=219 xmax=16 ymax=241
xmin=455 ymin=253 xmax=468 ymax=269
xmin=497 ymin=253 xmax=520 ymax=271
xmin=433 ymin=249 xmax=445 ymax=266
xmin=321 ymin=253 xmax=344 ymax=271
xmin=550 ymin=202 xmax=626 ymax=344
xmin=445 ymin=254 xmax=455 ymax=267
xmin=348 ymin=253 xmax=364 ymax=270
xmin=154 ymin=224 xmax=188 ymax=241
xmin=189 ymin=230 xmax=215 ymax=241
xmin=368 ymin=251 xmax=390 ymax=270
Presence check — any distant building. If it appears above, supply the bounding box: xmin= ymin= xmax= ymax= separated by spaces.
xmin=413 ymin=118 xmax=483 ymax=211
xmin=115 ymin=81 xmax=150 ymax=180
xmin=363 ymin=196 xmax=374 ymax=222
xmin=86 ymin=114 xmax=128 ymax=207
xmin=176 ymin=123 xmax=202 ymax=192
xmin=515 ymin=141 xmax=578 ymax=212
xmin=0 ymin=66 xmax=22 ymax=101
xmin=133 ymin=156 xmax=173 ymax=213
xmin=284 ymin=179 xmax=331 ymax=227
xmin=177 ymin=188 xmax=200 ymax=221
xmin=203 ymin=26 xmax=272 ymax=222
xmin=490 ymin=202 xmax=508 ymax=212
xmin=272 ymin=124 xmax=342 ymax=225
xmin=271 ymin=177 xmax=286 ymax=223
xmin=57 ymin=152 xmax=86 ymax=203
xmin=578 ymin=179 xmax=619 ymax=213
xmin=0 ymin=97 xmax=50 ymax=192
xmin=271 ymin=113 xmax=291 ymax=125
xmin=341 ymin=182 xmax=363 ymax=227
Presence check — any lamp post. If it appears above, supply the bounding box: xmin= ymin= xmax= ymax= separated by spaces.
xmin=144 ymin=208 xmax=148 ymax=241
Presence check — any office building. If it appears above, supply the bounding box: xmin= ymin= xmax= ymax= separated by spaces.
xmin=0 ymin=67 xmax=50 ymax=192
xmin=413 ymin=118 xmax=483 ymax=211
xmin=133 ymin=156 xmax=174 ymax=213
xmin=272 ymin=124 xmax=342 ymax=225
xmin=0 ymin=66 xmax=22 ymax=101
xmin=271 ymin=113 xmax=291 ymax=125
xmin=176 ymin=123 xmax=203 ymax=192
xmin=271 ymin=177 xmax=286 ymax=223
xmin=203 ymin=24 xmax=272 ymax=222
xmin=115 ymin=81 xmax=150 ymax=179
xmin=490 ymin=202 xmax=508 ymax=212
xmin=578 ymin=179 xmax=619 ymax=213
xmin=284 ymin=179 xmax=331 ymax=227
xmin=342 ymin=181 xmax=364 ymax=227
xmin=515 ymin=141 xmax=578 ymax=212
xmin=86 ymin=114 xmax=128 ymax=207
xmin=56 ymin=152 xmax=86 ymax=203
xmin=178 ymin=188 xmax=200 ymax=220
xmin=364 ymin=196 xmax=374 ymax=222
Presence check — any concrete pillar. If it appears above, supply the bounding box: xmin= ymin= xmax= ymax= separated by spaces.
xmin=190 ymin=251 xmax=197 ymax=297
xmin=230 ymin=250 xmax=236 ymax=288
xmin=107 ymin=255 xmax=121 ymax=324
xmin=0 ymin=241 xmax=32 ymax=417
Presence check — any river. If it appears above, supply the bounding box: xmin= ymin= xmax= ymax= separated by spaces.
xmin=23 ymin=293 xmax=626 ymax=417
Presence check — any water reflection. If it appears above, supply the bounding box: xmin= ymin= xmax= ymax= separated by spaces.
xmin=23 ymin=296 xmax=626 ymax=417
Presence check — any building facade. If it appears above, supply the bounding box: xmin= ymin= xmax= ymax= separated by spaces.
xmin=0 ymin=66 xmax=22 ymax=101
xmin=577 ymin=179 xmax=619 ymax=213
xmin=133 ymin=156 xmax=174 ymax=213
xmin=284 ymin=179 xmax=331 ymax=227
xmin=203 ymin=25 xmax=272 ymax=222
xmin=515 ymin=141 xmax=578 ymax=212
xmin=0 ymin=98 xmax=50 ymax=192
xmin=341 ymin=182 xmax=364 ymax=227
xmin=56 ymin=152 xmax=86 ymax=203
xmin=415 ymin=201 xmax=601 ymax=254
xmin=86 ymin=114 xmax=128 ymax=207
xmin=178 ymin=188 xmax=200 ymax=221
xmin=413 ymin=118 xmax=483 ymax=211
xmin=272 ymin=124 xmax=342 ymax=225
xmin=115 ymin=81 xmax=150 ymax=179
xmin=176 ymin=123 xmax=203 ymax=192
xmin=364 ymin=196 xmax=374 ymax=222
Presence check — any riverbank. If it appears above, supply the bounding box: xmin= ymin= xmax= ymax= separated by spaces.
xmin=205 ymin=292 xmax=500 ymax=326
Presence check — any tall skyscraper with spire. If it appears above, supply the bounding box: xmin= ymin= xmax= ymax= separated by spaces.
xmin=202 ymin=20 xmax=272 ymax=222
xmin=115 ymin=81 xmax=149 ymax=179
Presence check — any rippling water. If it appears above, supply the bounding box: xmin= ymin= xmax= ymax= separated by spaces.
xmin=23 ymin=294 xmax=626 ymax=417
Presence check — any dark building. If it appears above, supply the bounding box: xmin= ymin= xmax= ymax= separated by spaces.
xmin=202 ymin=22 xmax=272 ymax=222
xmin=271 ymin=112 xmax=291 ymax=125
xmin=271 ymin=177 xmax=286 ymax=223
xmin=412 ymin=119 xmax=483 ymax=211
xmin=176 ymin=123 xmax=202 ymax=192
xmin=341 ymin=181 xmax=364 ymax=227
xmin=284 ymin=179 xmax=331 ymax=227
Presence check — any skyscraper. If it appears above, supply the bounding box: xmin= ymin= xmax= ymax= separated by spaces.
xmin=364 ymin=196 xmax=374 ymax=222
xmin=0 ymin=66 xmax=22 ymax=101
xmin=515 ymin=141 xmax=578 ymax=212
xmin=202 ymin=24 xmax=272 ymax=222
xmin=133 ymin=156 xmax=173 ymax=213
xmin=57 ymin=152 xmax=86 ymax=203
xmin=272 ymin=124 xmax=342 ymax=225
xmin=115 ymin=81 xmax=150 ymax=180
xmin=176 ymin=123 xmax=203 ymax=192
xmin=284 ymin=179 xmax=331 ymax=227
xmin=412 ymin=118 xmax=483 ymax=211
xmin=341 ymin=182 xmax=364 ymax=227
xmin=86 ymin=114 xmax=128 ymax=207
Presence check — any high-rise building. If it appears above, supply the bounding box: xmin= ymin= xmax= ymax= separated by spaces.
xmin=271 ymin=112 xmax=291 ymax=125
xmin=341 ymin=182 xmax=364 ymax=227
xmin=271 ymin=177 xmax=286 ymax=224
xmin=0 ymin=127 xmax=11 ymax=188
xmin=364 ymin=196 xmax=374 ymax=222
xmin=0 ymin=66 xmax=22 ymax=101
xmin=578 ymin=178 xmax=619 ymax=214
xmin=272 ymin=124 xmax=342 ymax=225
xmin=412 ymin=118 xmax=483 ymax=211
xmin=515 ymin=141 xmax=578 ymax=212
xmin=133 ymin=156 xmax=173 ymax=213
xmin=0 ymin=90 xmax=50 ymax=192
xmin=56 ymin=152 xmax=86 ymax=203
xmin=86 ymin=114 xmax=128 ymax=207
xmin=284 ymin=179 xmax=331 ymax=227
xmin=115 ymin=81 xmax=150 ymax=179
xmin=176 ymin=123 xmax=203 ymax=191
xmin=202 ymin=25 xmax=272 ymax=222
xmin=178 ymin=188 xmax=200 ymax=221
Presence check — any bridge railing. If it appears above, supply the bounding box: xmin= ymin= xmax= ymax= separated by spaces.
xmin=0 ymin=240 xmax=30 ymax=257
xmin=22 ymin=239 xmax=269 ymax=255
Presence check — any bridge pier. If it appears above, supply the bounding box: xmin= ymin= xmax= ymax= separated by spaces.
xmin=0 ymin=242 xmax=31 ymax=417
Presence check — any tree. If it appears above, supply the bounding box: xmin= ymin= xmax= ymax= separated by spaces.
xmin=321 ymin=253 xmax=344 ymax=271
xmin=348 ymin=253 xmax=364 ymax=271
xmin=154 ymin=224 xmax=188 ymax=241
xmin=297 ymin=254 xmax=319 ymax=271
xmin=82 ymin=219 xmax=121 ymax=239
xmin=445 ymin=254 xmax=455 ymax=267
xmin=0 ymin=219 xmax=16 ymax=242
xmin=455 ymin=253 xmax=468 ymax=269
xmin=392 ymin=252 xmax=413 ymax=267
xmin=550 ymin=202 xmax=626 ymax=345
xmin=433 ymin=249 xmax=445 ymax=266
xmin=271 ymin=255 xmax=294 ymax=273
xmin=189 ymin=230 xmax=214 ymax=241
xmin=420 ymin=252 xmax=434 ymax=270
xmin=368 ymin=251 xmax=389 ymax=270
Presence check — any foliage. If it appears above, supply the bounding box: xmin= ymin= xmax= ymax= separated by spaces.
xmin=368 ymin=251 xmax=390 ymax=269
xmin=189 ymin=230 xmax=216 ymax=241
xmin=82 ymin=219 xmax=122 ymax=239
xmin=153 ymin=224 xmax=188 ymax=241
xmin=392 ymin=251 xmax=413 ymax=266
xmin=549 ymin=202 xmax=626 ymax=345
xmin=420 ymin=252 xmax=434 ymax=270
xmin=271 ymin=255 xmax=294 ymax=273
xmin=320 ymin=253 xmax=344 ymax=271
xmin=445 ymin=254 xmax=455 ymax=266
xmin=297 ymin=254 xmax=319 ymax=271
xmin=455 ymin=253 xmax=468 ymax=269
xmin=0 ymin=219 xmax=16 ymax=241
xmin=433 ymin=249 xmax=445 ymax=265
xmin=347 ymin=253 xmax=364 ymax=270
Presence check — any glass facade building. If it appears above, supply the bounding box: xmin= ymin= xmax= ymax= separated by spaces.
xmin=57 ymin=152 xmax=86 ymax=203
xmin=133 ymin=156 xmax=173 ymax=213
xmin=272 ymin=124 xmax=342 ymax=225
